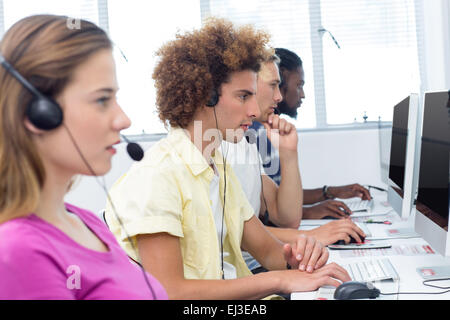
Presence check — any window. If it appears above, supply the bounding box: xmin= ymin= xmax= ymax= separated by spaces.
xmin=0 ymin=0 xmax=423 ymax=132
xmin=2 ymin=0 xmax=99 ymax=30
xmin=0 ymin=0 xmax=202 ymax=134
xmin=107 ymin=0 xmax=201 ymax=134
xmin=205 ymin=0 xmax=421 ymax=128
xmin=319 ymin=0 xmax=420 ymax=125
xmin=203 ymin=0 xmax=317 ymax=128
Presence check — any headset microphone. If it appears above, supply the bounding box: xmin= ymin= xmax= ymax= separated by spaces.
xmin=120 ymin=134 xmax=144 ymax=161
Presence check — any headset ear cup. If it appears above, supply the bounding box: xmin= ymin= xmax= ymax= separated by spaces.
xmin=0 ymin=54 xmax=63 ymax=130
xmin=26 ymin=97 xmax=63 ymax=130
xmin=206 ymin=89 xmax=219 ymax=107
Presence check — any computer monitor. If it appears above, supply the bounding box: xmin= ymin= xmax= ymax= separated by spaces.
xmin=387 ymin=93 xmax=419 ymax=219
xmin=414 ymin=90 xmax=450 ymax=256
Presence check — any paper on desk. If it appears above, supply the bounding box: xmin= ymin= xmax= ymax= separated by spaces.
xmin=350 ymin=211 xmax=400 ymax=223
xmin=365 ymin=227 xmax=420 ymax=241
xmin=338 ymin=243 xmax=436 ymax=258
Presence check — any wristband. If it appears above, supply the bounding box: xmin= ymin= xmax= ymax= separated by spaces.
xmin=322 ymin=185 xmax=334 ymax=200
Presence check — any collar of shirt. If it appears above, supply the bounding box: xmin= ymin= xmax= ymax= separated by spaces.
xmin=167 ymin=127 xmax=225 ymax=179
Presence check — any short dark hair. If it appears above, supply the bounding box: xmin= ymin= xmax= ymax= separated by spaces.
xmin=274 ymin=48 xmax=302 ymax=89
xmin=275 ymin=48 xmax=302 ymax=71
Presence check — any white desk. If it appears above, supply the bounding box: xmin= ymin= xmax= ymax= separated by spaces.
xmin=292 ymin=194 xmax=450 ymax=300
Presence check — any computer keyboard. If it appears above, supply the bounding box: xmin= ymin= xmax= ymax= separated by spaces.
xmin=343 ymin=258 xmax=399 ymax=282
xmin=315 ymin=258 xmax=399 ymax=300
xmin=344 ymin=198 xmax=374 ymax=212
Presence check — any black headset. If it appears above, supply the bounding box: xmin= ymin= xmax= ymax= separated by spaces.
xmin=206 ymin=88 xmax=220 ymax=107
xmin=0 ymin=53 xmax=144 ymax=161
xmin=0 ymin=54 xmax=63 ymax=131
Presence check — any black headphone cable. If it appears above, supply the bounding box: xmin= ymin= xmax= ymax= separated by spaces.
xmin=63 ymin=123 xmax=156 ymax=299
xmin=212 ymin=107 xmax=227 ymax=280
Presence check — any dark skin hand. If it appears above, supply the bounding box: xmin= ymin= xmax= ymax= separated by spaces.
xmin=303 ymin=200 xmax=352 ymax=220
xmin=328 ymin=184 xmax=372 ymax=201
xmin=303 ymin=184 xmax=372 ymax=219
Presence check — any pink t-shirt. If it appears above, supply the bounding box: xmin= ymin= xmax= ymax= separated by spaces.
xmin=0 ymin=203 xmax=168 ymax=300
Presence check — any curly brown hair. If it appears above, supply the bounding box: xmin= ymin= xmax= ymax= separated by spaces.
xmin=152 ymin=18 xmax=271 ymax=128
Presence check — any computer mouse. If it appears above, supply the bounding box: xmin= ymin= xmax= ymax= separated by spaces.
xmin=334 ymin=281 xmax=380 ymax=300
xmin=333 ymin=235 xmax=365 ymax=245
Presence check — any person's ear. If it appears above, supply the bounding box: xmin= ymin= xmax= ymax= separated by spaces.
xmin=23 ymin=117 xmax=46 ymax=135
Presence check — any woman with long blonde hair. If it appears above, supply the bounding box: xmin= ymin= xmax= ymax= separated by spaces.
xmin=0 ymin=15 xmax=167 ymax=300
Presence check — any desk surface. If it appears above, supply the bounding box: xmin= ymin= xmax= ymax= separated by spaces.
xmin=292 ymin=193 xmax=450 ymax=300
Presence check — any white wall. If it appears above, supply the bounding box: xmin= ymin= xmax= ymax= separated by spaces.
xmin=298 ymin=126 xmax=388 ymax=190
xmin=416 ymin=0 xmax=450 ymax=92
xmin=65 ymin=125 xmax=389 ymax=216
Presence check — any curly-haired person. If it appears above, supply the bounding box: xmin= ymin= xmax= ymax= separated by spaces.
xmin=104 ymin=18 xmax=350 ymax=299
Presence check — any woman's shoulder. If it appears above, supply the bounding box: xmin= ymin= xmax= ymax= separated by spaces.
xmin=64 ymin=202 xmax=115 ymax=240
xmin=0 ymin=216 xmax=75 ymax=299
xmin=0 ymin=216 xmax=50 ymax=263
xmin=65 ymin=203 xmax=103 ymax=226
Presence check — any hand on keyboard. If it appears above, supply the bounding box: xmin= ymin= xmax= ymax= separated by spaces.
xmin=316 ymin=259 xmax=399 ymax=300
xmin=327 ymin=184 xmax=372 ymax=200
xmin=282 ymin=263 xmax=352 ymax=294
xmin=284 ymin=234 xmax=332 ymax=273
xmin=343 ymin=199 xmax=374 ymax=213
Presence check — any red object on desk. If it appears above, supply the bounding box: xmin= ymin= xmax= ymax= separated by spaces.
xmin=423 ymin=245 xmax=435 ymax=254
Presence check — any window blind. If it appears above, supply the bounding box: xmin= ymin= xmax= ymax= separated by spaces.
xmin=203 ymin=0 xmax=422 ymax=127
xmin=319 ymin=0 xmax=421 ymax=124
xmin=0 ymin=0 xmax=427 ymax=132
xmin=203 ymin=0 xmax=317 ymax=128
xmin=2 ymin=0 xmax=99 ymax=30
xmin=107 ymin=0 xmax=202 ymax=134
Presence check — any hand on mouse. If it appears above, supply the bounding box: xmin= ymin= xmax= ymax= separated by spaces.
xmin=303 ymin=219 xmax=366 ymax=246
xmin=283 ymin=234 xmax=328 ymax=273
xmin=303 ymin=200 xmax=352 ymax=219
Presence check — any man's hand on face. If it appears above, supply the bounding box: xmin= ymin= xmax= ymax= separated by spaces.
xmin=262 ymin=114 xmax=298 ymax=153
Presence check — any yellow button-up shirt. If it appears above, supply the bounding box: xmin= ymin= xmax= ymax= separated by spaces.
xmin=105 ymin=127 xmax=255 ymax=280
